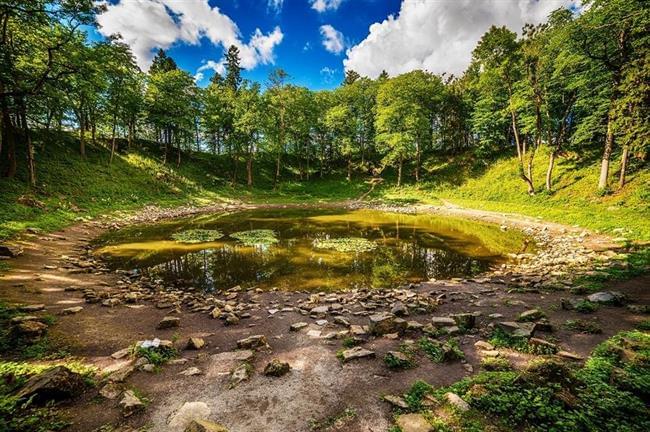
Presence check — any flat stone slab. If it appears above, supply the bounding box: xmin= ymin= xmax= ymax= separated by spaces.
xmin=340 ymin=347 xmax=375 ymax=363
xmin=396 ymin=413 xmax=433 ymax=432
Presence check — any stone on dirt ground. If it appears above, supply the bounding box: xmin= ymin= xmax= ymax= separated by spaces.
xmin=184 ymin=419 xmax=229 ymax=432
xmin=396 ymin=413 xmax=433 ymax=432
xmin=16 ymin=366 xmax=85 ymax=404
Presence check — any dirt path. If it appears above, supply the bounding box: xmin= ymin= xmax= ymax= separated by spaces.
xmin=1 ymin=202 xmax=647 ymax=432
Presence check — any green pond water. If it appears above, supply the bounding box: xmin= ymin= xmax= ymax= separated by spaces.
xmin=96 ymin=208 xmax=533 ymax=292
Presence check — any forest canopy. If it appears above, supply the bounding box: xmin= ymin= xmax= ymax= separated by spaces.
xmin=0 ymin=0 xmax=647 ymax=193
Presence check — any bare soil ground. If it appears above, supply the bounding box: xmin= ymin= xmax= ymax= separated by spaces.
xmin=1 ymin=202 xmax=647 ymax=432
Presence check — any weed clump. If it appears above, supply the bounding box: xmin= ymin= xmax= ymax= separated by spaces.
xmin=171 ymin=229 xmax=223 ymax=243
xmin=313 ymin=237 xmax=377 ymax=253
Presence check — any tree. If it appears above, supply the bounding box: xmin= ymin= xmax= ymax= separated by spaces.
xmin=149 ymin=49 xmax=177 ymax=75
xmin=264 ymin=68 xmax=290 ymax=188
xmin=375 ymin=71 xmax=441 ymax=186
xmin=225 ymin=45 xmax=242 ymax=91
xmin=233 ymin=81 xmax=263 ymax=186
xmin=574 ymin=0 xmax=648 ymax=190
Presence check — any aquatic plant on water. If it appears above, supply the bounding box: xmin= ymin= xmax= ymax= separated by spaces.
xmin=230 ymin=229 xmax=279 ymax=246
xmin=313 ymin=237 xmax=377 ymax=253
xmin=171 ymin=229 xmax=224 ymax=243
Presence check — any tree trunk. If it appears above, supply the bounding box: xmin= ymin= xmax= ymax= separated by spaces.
xmin=246 ymin=154 xmax=253 ymax=187
xmin=274 ymin=152 xmax=281 ymax=190
xmin=347 ymin=156 xmax=352 ymax=182
xmin=19 ymin=99 xmax=35 ymax=187
xmin=397 ymin=156 xmax=403 ymax=187
xmin=79 ymin=110 xmax=86 ymax=158
xmin=415 ymin=140 xmax=421 ymax=182
xmin=619 ymin=145 xmax=629 ymax=189
xmin=1 ymin=92 xmax=17 ymax=178
xmin=109 ymin=114 xmax=117 ymax=165
xmin=545 ymin=151 xmax=556 ymax=191
xmin=598 ymin=114 xmax=614 ymax=190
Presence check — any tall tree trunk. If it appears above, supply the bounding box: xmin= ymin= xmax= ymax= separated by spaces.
xmin=274 ymin=151 xmax=281 ymax=190
xmin=415 ymin=140 xmax=421 ymax=182
xmin=618 ymin=145 xmax=629 ymax=189
xmin=109 ymin=114 xmax=117 ymax=165
xmin=598 ymin=113 xmax=614 ymax=190
xmin=1 ymin=91 xmax=17 ymax=178
xmin=545 ymin=151 xmax=556 ymax=191
xmin=347 ymin=156 xmax=352 ymax=182
xmin=246 ymin=153 xmax=253 ymax=187
xmin=397 ymin=156 xmax=403 ymax=187
xmin=19 ymin=98 xmax=35 ymax=187
xmin=177 ymin=140 xmax=181 ymax=167
xmin=79 ymin=108 xmax=86 ymax=158
xmin=91 ymin=116 xmax=96 ymax=146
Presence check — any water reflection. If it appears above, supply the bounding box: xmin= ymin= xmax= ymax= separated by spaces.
xmin=97 ymin=208 xmax=530 ymax=292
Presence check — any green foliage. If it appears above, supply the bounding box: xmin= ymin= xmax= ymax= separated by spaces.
xmin=574 ymin=300 xmax=599 ymax=313
xmin=383 ymin=350 xmax=415 ymax=370
xmin=171 ymin=229 xmax=224 ymax=243
xmin=341 ymin=337 xmax=361 ymax=349
xmin=313 ymin=237 xmax=377 ymax=253
xmin=404 ymin=331 xmax=650 ymax=432
xmin=418 ymin=337 xmax=464 ymax=363
xmin=230 ymin=229 xmax=279 ymax=246
xmin=480 ymin=357 xmax=512 ymax=371
xmin=489 ymin=327 xmax=558 ymax=355
xmin=132 ymin=345 xmax=177 ymax=366
xmin=564 ymin=319 xmax=602 ymax=334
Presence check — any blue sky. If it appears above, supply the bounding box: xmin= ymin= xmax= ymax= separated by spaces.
xmin=93 ymin=0 xmax=579 ymax=90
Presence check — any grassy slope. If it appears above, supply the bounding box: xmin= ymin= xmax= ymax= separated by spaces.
xmin=0 ymin=132 xmax=367 ymax=240
xmin=1 ymin=132 xmax=648 ymax=241
xmin=376 ymin=148 xmax=650 ymax=241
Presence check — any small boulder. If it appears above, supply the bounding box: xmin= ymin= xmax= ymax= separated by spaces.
xmin=391 ymin=301 xmax=409 ymax=317
xmin=289 ymin=322 xmax=308 ymax=331
xmin=185 ymin=419 xmax=229 ymax=432
xmin=236 ymin=335 xmax=268 ymax=350
xmin=444 ymin=392 xmax=470 ymax=411
xmin=61 ymin=306 xmax=83 ymax=315
xmin=263 ymin=359 xmax=291 ymax=377
xmin=16 ymin=366 xmax=85 ymax=404
xmin=395 ymin=413 xmax=433 ymax=432
xmin=157 ymin=316 xmax=180 ymax=330
xmin=383 ymin=394 xmax=409 ymax=409
xmin=229 ymin=363 xmax=252 ymax=387
xmin=369 ymin=312 xmax=402 ymax=335
xmin=187 ymin=337 xmax=205 ymax=350
xmin=340 ymin=347 xmax=375 ymax=363
xmin=119 ymin=390 xmax=145 ymax=417
xmin=451 ymin=313 xmax=476 ymax=329
xmin=517 ymin=309 xmax=545 ymax=322
xmin=431 ymin=317 xmax=456 ymax=327
xmin=587 ymin=291 xmax=625 ymax=305
xmin=168 ymin=401 xmax=211 ymax=430
xmin=0 ymin=244 xmax=23 ymax=258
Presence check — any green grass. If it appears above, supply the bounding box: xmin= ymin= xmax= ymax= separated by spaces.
xmin=397 ymin=330 xmax=650 ymax=432
xmin=372 ymin=148 xmax=650 ymax=241
xmin=2 ymin=132 xmax=649 ymax=247
xmin=489 ymin=327 xmax=558 ymax=355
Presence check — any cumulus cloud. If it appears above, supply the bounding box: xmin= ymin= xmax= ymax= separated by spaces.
xmin=320 ymin=24 xmax=345 ymax=54
xmin=343 ymin=0 xmax=581 ymax=78
xmin=310 ymin=0 xmax=344 ymax=13
xmin=96 ymin=0 xmax=284 ymax=73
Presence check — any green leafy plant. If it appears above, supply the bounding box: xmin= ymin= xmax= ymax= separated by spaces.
xmin=574 ymin=300 xmax=599 ymax=313
xmin=564 ymin=319 xmax=602 ymax=334
xmin=230 ymin=229 xmax=279 ymax=246
xmin=313 ymin=237 xmax=377 ymax=253
xmin=171 ymin=229 xmax=223 ymax=243
xmin=132 ymin=345 xmax=177 ymax=366
xmin=418 ymin=337 xmax=464 ymax=363
xmin=489 ymin=328 xmax=558 ymax=355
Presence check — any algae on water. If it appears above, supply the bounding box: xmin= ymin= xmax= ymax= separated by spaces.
xmin=313 ymin=237 xmax=377 ymax=253
xmin=230 ymin=229 xmax=279 ymax=246
xmin=172 ymin=229 xmax=224 ymax=243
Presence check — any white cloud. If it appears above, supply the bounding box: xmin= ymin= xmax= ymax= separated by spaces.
xmin=195 ymin=59 xmax=226 ymax=82
xmin=319 ymin=24 xmax=345 ymax=54
xmin=96 ymin=0 xmax=284 ymax=72
xmin=343 ymin=0 xmax=581 ymax=78
xmin=310 ymin=0 xmax=344 ymax=13
xmin=268 ymin=0 xmax=284 ymax=13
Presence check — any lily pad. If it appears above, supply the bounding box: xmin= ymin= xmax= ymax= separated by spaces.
xmin=231 ymin=229 xmax=279 ymax=246
xmin=171 ymin=229 xmax=223 ymax=244
xmin=313 ymin=237 xmax=377 ymax=253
